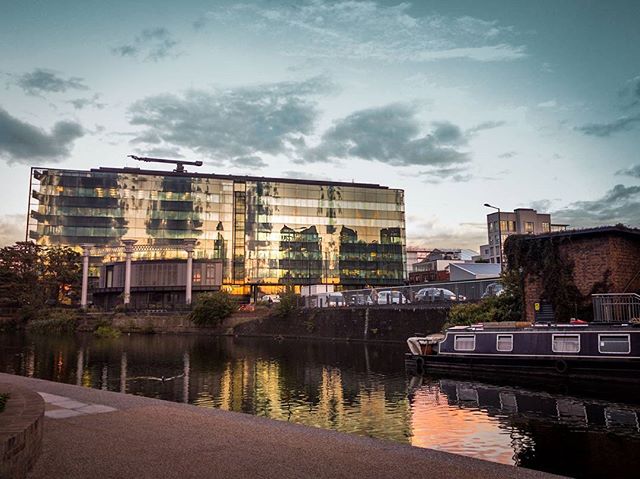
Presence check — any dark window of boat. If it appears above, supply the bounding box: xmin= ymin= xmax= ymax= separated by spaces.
xmin=496 ymin=334 xmax=513 ymax=352
xmin=552 ymin=334 xmax=580 ymax=353
xmin=598 ymin=334 xmax=630 ymax=354
xmin=454 ymin=335 xmax=475 ymax=351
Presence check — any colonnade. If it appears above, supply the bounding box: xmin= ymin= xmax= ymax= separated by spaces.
xmin=80 ymin=238 xmax=198 ymax=309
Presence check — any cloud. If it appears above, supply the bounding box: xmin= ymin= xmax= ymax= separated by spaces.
xmin=498 ymin=151 xmax=517 ymax=159
xmin=465 ymin=120 xmax=506 ymax=135
xmin=112 ymin=27 xmax=179 ymax=61
xmin=205 ymin=2 xmax=525 ymax=63
xmin=407 ymin=216 xmax=485 ymax=250
xmin=13 ymin=68 xmax=88 ymax=96
xmin=419 ymin=165 xmax=472 ymax=184
xmin=128 ymin=76 xmax=332 ymax=161
xmin=134 ymin=146 xmax=185 ymax=159
xmin=0 ymin=214 xmax=24 ymax=247
xmin=553 ymin=184 xmax=640 ymax=228
xmin=68 ymin=94 xmax=105 ymax=110
xmin=0 ymin=107 xmax=84 ymax=164
xmin=303 ymin=104 xmax=470 ymax=170
xmin=619 ymin=75 xmax=640 ymax=108
xmin=575 ymin=114 xmax=640 ymax=137
xmin=233 ymin=156 xmax=268 ymax=168
xmin=616 ymin=164 xmax=640 ymax=178
xmin=537 ymin=99 xmax=557 ymax=108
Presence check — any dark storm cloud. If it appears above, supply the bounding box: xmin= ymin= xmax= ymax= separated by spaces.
xmin=553 ymin=184 xmax=640 ymax=228
xmin=576 ymin=114 xmax=640 ymax=137
xmin=128 ymin=76 xmax=332 ymax=160
xmin=112 ymin=28 xmax=179 ymax=62
xmin=616 ymin=164 xmax=640 ymax=178
xmin=233 ymin=156 xmax=268 ymax=168
xmin=13 ymin=68 xmax=88 ymax=96
xmin=303 ymin=104 xmax=469 ymax=169
xmin=0 ymin=107 xmax=84 ymax=164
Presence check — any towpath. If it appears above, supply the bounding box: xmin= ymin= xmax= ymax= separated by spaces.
xmin=0 ymin=373 xmax=561 ymax=479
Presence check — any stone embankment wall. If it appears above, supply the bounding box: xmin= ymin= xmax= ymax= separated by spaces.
xmin=75 ymin=306 xmax=449 ymax=343
xmin=233 ymin=306 xmax=449 ymax=343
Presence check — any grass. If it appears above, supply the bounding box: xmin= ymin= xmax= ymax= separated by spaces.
xmin=0 ymin=393 xmax=9 ymax=413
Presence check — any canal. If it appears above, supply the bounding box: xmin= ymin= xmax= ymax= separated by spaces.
xmin=1 ymin=333 xmax=639 ymax=478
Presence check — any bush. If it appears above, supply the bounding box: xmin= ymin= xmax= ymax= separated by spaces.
xmin=26 ymin=309 xmax=77 ymax=334
xmin=94 ymin=325 xmax=121 ymax=339
xmin=0 ymin=393 xmax=9 ymax=413
xmin=446 ymin=294 xmax=521 ymax=329
xmin=273 ymin=292 xmax=300 ymax=318
xmin=189 ymin=291 xmax=237 ymax=327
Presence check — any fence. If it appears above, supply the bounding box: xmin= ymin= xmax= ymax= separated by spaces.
xmin=304 ymin=278 xmax=500 ymax=308
xmin=592 ymin=293 xmax=640 ymax=323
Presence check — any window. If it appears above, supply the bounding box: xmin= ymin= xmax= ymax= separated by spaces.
xmin=454 ymin=335 xmax=476 ymax=351
xmin=525 ymin=222 xmax=534 ymax=233
xmin=496 ymin=334 xmax=513 ymax=352
xmin=552 ymin=334 xmax=580 ymax=353
xmin=542 ymin=222 xmax=550 ymax=233
xmin=598 ymin=334 xmax=630 ymax=354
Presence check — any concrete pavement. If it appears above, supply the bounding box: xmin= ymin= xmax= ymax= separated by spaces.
xmin=0 ymin=373 xmax=562 ymax=479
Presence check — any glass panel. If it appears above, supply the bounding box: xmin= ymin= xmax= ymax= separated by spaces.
xmin=553 ymin=335 xmax=580 ymax=353
xmin=454 ymin=335 xmax=475 ymax=351
xmin=496 ymin=335 xmax=513 ymax=352
xmin=599 ymin=335 xmax=630 ymax=354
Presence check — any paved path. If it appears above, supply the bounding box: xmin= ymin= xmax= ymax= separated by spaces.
xmin=0 ymin=373 xmax=562 ymax=479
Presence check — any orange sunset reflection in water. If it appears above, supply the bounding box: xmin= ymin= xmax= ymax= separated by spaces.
xmin=408 ymin=379 xmax=531 ymax=465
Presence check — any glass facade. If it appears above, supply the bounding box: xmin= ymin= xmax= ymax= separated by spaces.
xmin=28 ymin=168 xmax=406 ymax=290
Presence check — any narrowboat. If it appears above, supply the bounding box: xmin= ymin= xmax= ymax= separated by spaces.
xmin=406 ymin=321 xmax=640 ymax=384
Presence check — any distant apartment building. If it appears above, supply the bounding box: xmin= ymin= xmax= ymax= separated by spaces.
xmin=480 ymin=208 xmax=568 ymax=264
xmin=406 ymin=247 xmax=431 ymax=275
xmin=409 ymin=248 xmax=477 ymax=283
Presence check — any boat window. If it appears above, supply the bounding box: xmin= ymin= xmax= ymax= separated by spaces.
xmin=552 ymin=334 xmax=580 ymax=353
xmin=598 ymin=334 xmax=630 ymax=354
xmin=496 ymin=334 xmax=513 ymax=352
xmin=454 ymin=335 xmax=475 ymax=351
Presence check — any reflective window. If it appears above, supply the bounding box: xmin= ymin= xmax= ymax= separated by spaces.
xmin=552 ymin=334 xmax=580 ymax=353
xmin=598 ymin=335 xmax=630 ymax=354
xmin=454 ymin=335 xmax=476 ymax=351
xmin=496 ymin=334 xmax=513 ymax=352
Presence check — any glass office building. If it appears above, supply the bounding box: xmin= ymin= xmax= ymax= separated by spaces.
xmin=28 ymin=167 xmax=406 ymax=293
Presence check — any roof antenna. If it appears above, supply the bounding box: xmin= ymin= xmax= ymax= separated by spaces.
xmin=128 ymin=155 xmax=203 ymax=173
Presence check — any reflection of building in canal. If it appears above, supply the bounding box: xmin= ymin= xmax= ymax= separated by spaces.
xmin=416 ymin=378 xmax=640 ymax=476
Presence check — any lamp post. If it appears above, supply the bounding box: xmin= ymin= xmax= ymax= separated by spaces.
xmin=483 ymin=203 xmax=503 ymax=272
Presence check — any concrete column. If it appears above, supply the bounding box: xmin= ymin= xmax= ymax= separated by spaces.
xmin=76 ymin=349 xmax=84 ymax=386
xmin=183 ymin=239 xmax=197 ymax=306
xmin=122 ymin=239 xmax=137 ymax=306
xmin=80 ymin=244 xmax=92 ymax=309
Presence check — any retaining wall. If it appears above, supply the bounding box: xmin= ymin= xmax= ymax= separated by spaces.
xmin=232 ymin=306 xmax=450 ymax=343
xmin=0 ymin=383 xmax=44 ymax=479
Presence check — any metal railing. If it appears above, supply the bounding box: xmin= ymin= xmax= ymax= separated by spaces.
xmin=304 ymin=278 xmax=501 ymax=308
xmin=592 ymin=293 xmax=640 ymax=323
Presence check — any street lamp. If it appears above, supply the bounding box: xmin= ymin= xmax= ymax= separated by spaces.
xmin=484 ymin=203 xmax=503 ymax=272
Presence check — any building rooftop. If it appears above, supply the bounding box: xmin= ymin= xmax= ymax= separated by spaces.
xmin=59 ymin=166 xmax=397 ymax=190
xmin=449 ymin=263 xmax=502 ymax=276
xmin=510 ymin=224 xmax=640 ymax=241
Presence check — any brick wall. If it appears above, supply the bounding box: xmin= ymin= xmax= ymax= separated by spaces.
xmin=522 ymin=232 xmax=640 ymax=323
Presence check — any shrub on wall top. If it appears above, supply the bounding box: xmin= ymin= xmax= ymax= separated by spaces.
xmin=189 ymin=291 xmax=237 ymax=327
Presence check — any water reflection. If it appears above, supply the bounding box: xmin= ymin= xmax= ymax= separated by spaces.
xmin=1 ymin=333 xmax=639 ymax=478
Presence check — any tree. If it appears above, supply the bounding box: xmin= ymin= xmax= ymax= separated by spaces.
xmin=189 ymin=291 xmax=237 ymax=327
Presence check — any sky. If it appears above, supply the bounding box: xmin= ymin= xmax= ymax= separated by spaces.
xmin=1 ymin=0 xmax=639 ymax=250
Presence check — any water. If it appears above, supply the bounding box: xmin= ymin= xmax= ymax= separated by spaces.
xmin=1 ymin=333 xmax=639 ymax=478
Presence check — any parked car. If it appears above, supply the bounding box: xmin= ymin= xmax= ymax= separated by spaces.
xmin=347 ymin=294 xmax=374 ymax=306
xmin=259 ymin=294 xmax=281 ymax=304
xmin=317 ymin=292 xmax=345 ymax=307
xmin=481 ymin=282 xmax=504 ymax=298
xmin=415 ymin=288 xmax=465 ymax=302
xmin=374 ymin=290 xmax=411 ymax=305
